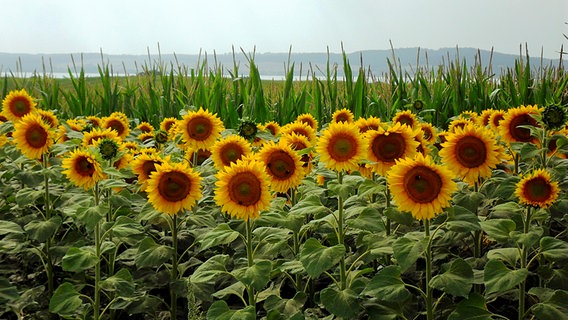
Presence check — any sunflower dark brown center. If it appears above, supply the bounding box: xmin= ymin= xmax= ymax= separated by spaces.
xmin=187 ymin=116 xmax=212 ymax=141
xmin=523 ymin=177 xmax=553 ymax=203
xmin=11 ymin=98 xmax=31 ymax=116
xmin=25 ymin=123 xmax=48 ymax=148
xmin=509 ymin=114 xmax=539 ymax=142
xmin=228 ymin=172 xmax=262 ymax=206
xmin=403 ymin=165 xmax=443 ymax=203
xmin=396 ymin=115 xmax=414 ymax=127
xmin=455 ymin=136 xmax=487 ymax=168
xmin=328 ymin=134 xmax=358 ymax=161
xmin=74 ymin=156 xmax=95 ymax=177
xmin=106 ymin=119 xmax=126 ymax=136
xmin=492 ymin=114 xmax=505 ymax=127
xmin=372 ymin=133 xmax=406 ymax=162
xmin=335 ymin=113 xmax=350 ymax=122
xmin=220 ymin=143 xmax=243 ymax=166
xmin=422 ymin=127 xmax=433 ymax=141
xmin=158 ymin=171 xmax=192 ymax=202
xmin=267 ymin=150 xmax=296 ymax=180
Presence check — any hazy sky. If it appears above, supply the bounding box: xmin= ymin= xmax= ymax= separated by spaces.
xmin=3 ymin=0 xmax=567 ymax=58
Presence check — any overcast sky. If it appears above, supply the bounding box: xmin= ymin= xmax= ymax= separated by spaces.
xmin=2 ymin=0 xmax=567 ymax=59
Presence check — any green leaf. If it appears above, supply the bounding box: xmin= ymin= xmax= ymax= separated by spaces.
xmin=430 ymin=258 xmax=473 ymax=298
xmin=446 ymin=205 xmax=481 ymax=233
xmin=196 ymin=223 xmax=240 ymax=251
xmin=100 ymin=268 xmax=135 ymax=297
xmin=531 ymin=289 xmax=568 ymax=320
xmin=480 ymin=219 xmax=516 ymax=243
xmin=320 ymin=285 xmax=360 ymax=318
xmin=253 ymin=227 xmax=291 ymax=244
xmin=24 ymin=216 xmax=62 ymax=242
xmin=288 ymin=194 xmax=330 ymax=220
xmin=447 ymin=292 xmax=493 ymax=320
xmin=211 ymin=281 xmax=246 ymax=301
xmin=263 ymin=292 xmax=306 ymax=319
xmin=383 ymin=206 xmax=414 ymax=226
xmin=540 ymin=237 xmax=568 ymax=261
xmin=0 ymin=220 xmax=24 ymax=235
xmin=453 ymin=191 xmax=485 ymax=214
xmin=487 ymin=248 xmax=520 ymax=266
xmin=510 ymin=226 xmax=543 ymax=248
xmin=76 ymin=204 xmax=107 ymax=231
xmin=206 ymin=300 xmax=256 ymax=320
xmin=362 ymin=265 xmax=411 ymax=302
xmin=299 ymin=238 xmax=345 ymax=278
xmin=110 ymin=216 xmax=145 ymax=244
xmin=484 ymin=259 xmax=528 ymax=295
xmin=49 ymin=282 xmax=83 ymax=316
xmin=0 ymin=277 xmax=19 ymax=302
xmin=61 ymin=246 xmax=98 ymax=272
xmin=15 ymin=188 xmax=44 ymax=207
xmin=232 ymin=260 xmax=272 ymax=291
xmin=135 ymin=237 xmax=173 ymax=269
xmin=189 ymin=255 xmax=229 ymax=301
xmin=392 ymin=235 xmax=427 ymax=272
xmin=347 ymin=207 xmax=385 ymax=233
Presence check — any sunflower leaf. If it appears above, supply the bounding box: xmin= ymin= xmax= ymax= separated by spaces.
xmin=206 ymin=300 xmax=256 ymax=320
xmin=429 ymin=258 xmax=473 ymax=298
xmin=49 ymin=283 xmax=83 ymax=316
xmin=531 ymin=289 xmax=568 ymax=320
xmin=480 ymin=219 xmax=516 ymax=243
xmin=447 ymin=292 xmax=493 ymax=320
xmin=24 ymin=216 xmax=62 ymax=242
xmin=446 ymin=205 xmax=481 ymax=233
xmin=300 ymin=238 xmax=345 ymax=278
xmin=135 ymin=237 xmax=173 ymax=269
xmin=540 ymin=236 xmax=568 ymax=261
xmin=61 ymin=246 xmax=98 ymax=272
xmin=393 ymin=235 xmax=428 ymax=272
xmin=484 ymin=259 xmax=528 ymax=295
xmin=320 ymin=285 xmax=360 ymax=318
xmin=0 ymin=277 xmax=19 ymax=302
xmin=0 ymin=220 xmax=24 ymax=235
xmin=231 ymin=260 xmax=272 ymax=291
xmin=196 ymin=223 xmax=240 ymax=251
xmin=189 ymin=255 xmax=230 ymax=302
xmin=361 ymin=265 xmax=411 ymax=302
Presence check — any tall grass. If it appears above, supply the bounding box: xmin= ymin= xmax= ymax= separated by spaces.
xmin=1 ymin=46 xmax=566 ymax=129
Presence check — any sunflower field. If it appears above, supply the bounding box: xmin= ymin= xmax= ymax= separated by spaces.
xmin=1 ymin=51 xmax=568 ymax=320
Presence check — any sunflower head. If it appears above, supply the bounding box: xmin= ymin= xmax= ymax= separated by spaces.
xmin=146 ymin=161 xmax=203 ymax=215
xmin=36 ymin=109 xmax=59 ymax=129
xmin=393 ymin=110 xmax=419 ymax=129
xmin=258 ymin=141 xmax=305 ymax=193
xmin=154 ymin=130 xmax=169 ymax=144
xmin=2 ymin=89 xmax=37 ymax=122
xmin=413 ymin=100 xmax=424 ymax=111
xmin=261 ymin=121 xmax=281 ymax=136
xmin=355 ymin=116 xmax=382 ymax=133
xmin=515 ymin=168 xmax=560 ymax=209
xmin=499 ymin=105 xmax=541 ymax=144
xmin=102 ymin=113 xmax=130 ymax=139
xmin=439 ymin=123 xmax=505 ymax=185
xmin=238 ymin=119 xmax=259 ymax=140
xmin=136 ymin=121 xmax=155 ymax=133
xmin=62 ymin=149 xmax=107 ymax=190
xmin=316 ymin=121 xmax=366 ymax=172
xmin=12 ymin=113 xmax=55 ymax=160
xmin=280 ymin=121 xmax=317 ymax=144
xmin=541 ymin=104 xmax=567 ymax=131
xmin=214 ymin=158 xmax=272 ymax=220
xmin=365 ymin=122 xmax=419 ymax=176
xmin=296 ymin=113 xmax=319 ymax=130
xmin=160 ymin=117 xmax=178 ymax=134
xmin=180 ymin=108 xmax=225 ymax=150
xmin=387 ymin=153 xmax=458 ymax=220
xmin=210 ymin=135 xmax=252 ymax=170
xmin=82 ymin=127 xmax=120 ymax=147
xmin=280 ymin=132 xmax=314 ymax=173
xmin=332 ymin=108 xmax=355 ymax=123
xmin=96 ymin=138 xmax=120 ymax=161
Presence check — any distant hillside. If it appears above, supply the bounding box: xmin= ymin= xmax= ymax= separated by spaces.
xmin=0 ymin=47 xmax=564 ymax=78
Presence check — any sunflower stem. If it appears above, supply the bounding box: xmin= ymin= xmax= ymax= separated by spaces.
xmin=42 ymin=153 xmax=55 ymax=297
xmin=93 ymin=182 xmax=101 ymax=320
xmin=337 ymin=171 xmax=347 ymax=291
xmin=170 ymin=214 xmax=179 ymax=319
xmin=245 ymin=218 xmax=256 ymax=308
xmin=519 ymin=206 xmax=531 ymax=320
xmin=424 ymin=219 xmax=434 ymax=320
xmin=385 ymin=186 xmax=391 ymax=236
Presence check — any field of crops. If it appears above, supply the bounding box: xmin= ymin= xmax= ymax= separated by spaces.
xmin=0 ymin=50 xmax=567 ymax=320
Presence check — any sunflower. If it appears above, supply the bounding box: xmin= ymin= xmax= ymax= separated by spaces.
xmin=478 ymin=109 xmax=495 ymax=127
xmin=86 ymin=116 xmax=102 ymax=128
xmin=210 ymin=134 xmax=252 ymax=170
xmin=392 ymin=110 xmax=419 ymax=129
xmin=515 ymin=168 xmax=560 ymax=208
xmin=387 ymin=153 xmax=458 ymax=220
xmin=62 ymin=149 xmax=106 ymax=190
xmin=280 ymin=121 xmax=317 ymax=144
xmin=160 ymin=117 xmax=178 ymax=135
xmin=332 ymin=108 xmax=354 ymax=123
xmin=355 ymin=116 xmax=382 ymax=133
xmin=12 ymin=113 xmax=55 ymax=160
xmin=261 ymin=121 xmax=281 ymax=136
xmin=439 ymin=123 xmax=505 ymax=185
xmin=489 ymin=110 xmax=506 ymax=130
xmin=36 ymin=109 xmax=59 ymax=129
xmin=214 ymin=158 xmax=272 ymax=220
xmin=146 ymin=161 xmax=202 ymax=215
xmin=296 ymin=113 xmax=319 ymax=130
xmin=131 ymin=152 xmax=169 ymax=190
xmin=83 ymin=127 xmax=120 ymax=146
xmin=419 ymin=122 xmax=437 ymax=143
xmin=316 ymin=121 xmax=366 ymax=172
xmin=66 ymin=118 xmax=86 ymax=132
xmin=179 ymin=108 xmax=224 ymax=150
xmin=136 ymin=121 xmax=154 ymax=133
xmin=2 ymin=89 xmax=37 ymax=122
xmin=364 ymin=122 xmax=419 ymax=176
xmin=280 ymin=132 xmax=314 ymax=173
xmin=448 ymin=118 xmax=474 ymax=133
xmin=137 ymin=132 xmax=155 ymax=144
xmin=458 ymin=110 xmax=479 ymax=122
xmin=102 ymin=113 xmax=130 ymax=139
xmin=499 ymin=105 xmax=541 ymax=144
xmin=257 ymin=141 xmax=305 ymax=193
xmin=185 ymin=148 xmax=212 ymax=167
